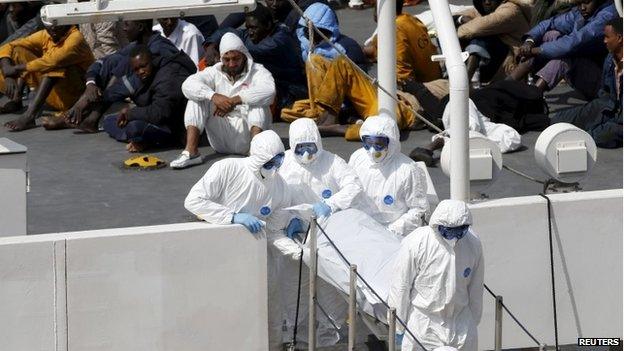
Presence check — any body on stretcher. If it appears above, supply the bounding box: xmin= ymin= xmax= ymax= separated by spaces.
xmin=284 ymin=208 xmax=403 ymax=339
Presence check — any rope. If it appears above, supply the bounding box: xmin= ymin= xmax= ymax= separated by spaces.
xmin=484 ymin=284 xmax=543 ymax=346
xmin=313 ymin=219 xmax=429 ymax=351
xmin=283 ymin=0 xmax=444 ymax=133
xmin=503 ymin=165 xmax=546 ymax=185
xmin=290 ymin=223 xmax=312 ymax=349
xmin=539 ymin=194 xmax=560 ymax=351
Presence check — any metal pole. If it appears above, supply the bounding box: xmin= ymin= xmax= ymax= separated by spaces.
xmin=388 ymin=308 xmax=397 ymax=351
xmin=429 ymin=0 xmax=470 ymax=200
xmin=376 ymin=0 xmax=397 ymax=119
xmin=495 ymin=295 xmax=503 ymax=351
xmin=348 ymin=264 xmax=357 ymax=350
xmin=308 ymin=218 xmax=318 ymax=351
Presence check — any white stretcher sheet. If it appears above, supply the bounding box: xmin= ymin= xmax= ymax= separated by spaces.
xmin=302 ymin=208 xmax=402 ymax=323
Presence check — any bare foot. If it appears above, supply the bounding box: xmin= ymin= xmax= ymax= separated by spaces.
xmin=4 ymin=117 xmax=36 ymax=132
xmin=41 ymin=115 xmax=74 ymax=130
xmin=0 ymin=100 xmax=24 ymax=114
xmin=75 ymin=110 xmax=101 ymax=134
xmin=316 ymin=110 xmax=337 ymax=126
xmin=126 ymin=141 xmax=145 ymax=153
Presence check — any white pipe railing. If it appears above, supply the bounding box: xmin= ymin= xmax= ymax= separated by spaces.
xmin=429 ymin=1 xmax=470 ymax=200
xmin=376 ymin=0 xmax=397 ymax=119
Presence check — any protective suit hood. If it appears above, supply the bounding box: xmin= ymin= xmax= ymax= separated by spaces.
xmin=429 ymin=199 xmax=473 ymax=229
xmin=246 ymin=130 xmax=285 ymax=174
xmin=217 ymin=32 xmax=254 ymax=75
xmin=289 ymin=117 xmax=324 ymax=153
xmin=358 ymin=115 xmax=400 ymax=166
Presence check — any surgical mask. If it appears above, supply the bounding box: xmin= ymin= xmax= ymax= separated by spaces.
xmin=260 ymin=152 xmax=284 ymax=179
xmin=362 ymin=135 xmax=389 ymax=163
xmin=438 ymin=225 xmax=470 ymax=241
xmin=260 ymin=166 xmax=278 ymax=179
xmin=294 ymin=142 xmax=318 ymax=165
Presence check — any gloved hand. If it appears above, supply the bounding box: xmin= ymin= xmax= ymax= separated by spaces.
xmin=395 ymin=333 xmax=404 ymax=347
xmin=232 ymin=212 xmax=264 ymax=233
xmin=285 ymin=217 xmax=304 ymax=239
xmin=312 ymin=202 xmax=332 ymax=218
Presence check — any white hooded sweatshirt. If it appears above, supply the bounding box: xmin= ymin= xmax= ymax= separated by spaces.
xmin=181 ymin=32 xmax=276 ymax=130
xmin=348 ymin=116 xmax=429 ymax=237
xmin=388 ymin=200 xmax=484 ymax=351
xmin=280 ymin=118 xmax=362 ymax=213
xmin=438 ymin=99 xmax=521 ymax=153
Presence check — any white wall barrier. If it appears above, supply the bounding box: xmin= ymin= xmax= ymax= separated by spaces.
xmin=0 ymin=189 xmax=621 ymax=350
xmin=0 ymin=223 xmax=269 ymax=351
xmin=471 ymin=189 xmax=623 ymax=349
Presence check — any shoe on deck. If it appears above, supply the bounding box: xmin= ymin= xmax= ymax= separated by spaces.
xmin=170 ymin=151 xmax=203 ymax=169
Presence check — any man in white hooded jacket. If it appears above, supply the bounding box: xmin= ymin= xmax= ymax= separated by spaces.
xmin=388 ymin=200 xmax=484 ymax=351
xmin=348 ymin=115 xmax=429 ymax=237
xmin=184 ymin=130 xmax=301 ymax=351
xmin=172 ymin=32 xmax=276 ymax=168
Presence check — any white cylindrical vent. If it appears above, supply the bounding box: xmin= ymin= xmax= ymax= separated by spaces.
xmin=534 ymin=123 xmax=597 ymax=183
xmin=440 ymin=131 xmax=503 ymax=194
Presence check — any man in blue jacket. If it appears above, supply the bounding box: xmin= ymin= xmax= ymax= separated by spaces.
xmin=509 ymin=0 xmax=618 ymax=99
xmin=50 ymin=20 xmax=195 ymax=132
xmin=102 ymin=45 xmax=195 ymax=152
xmin=551 ymin=18 xmax=622 ymax=148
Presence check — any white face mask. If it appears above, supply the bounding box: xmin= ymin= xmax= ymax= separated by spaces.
xmin=367 ymin=147 xmax=388 ymax=163
xmin=260 ymin=166 xmax=278 ymax=179
xmin=296 ymin=151 xmax=316 ymax=165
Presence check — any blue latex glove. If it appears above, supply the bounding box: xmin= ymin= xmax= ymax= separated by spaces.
xmin=312 ymin=202 xmax=332 ymax=218
xmin=395 ymin=333 xmax=404 ymax=347
xmin=286 ymin=218 xmax=304 ymax=239
xmin=232 ymin=213 xmax=264 ymax=233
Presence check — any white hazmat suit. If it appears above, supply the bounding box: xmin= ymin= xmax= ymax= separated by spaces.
xmin=181 ymin=32 xmax=276 ymax=155
xmin=388 ymin=200 xmax=484 ymax=351
xmin=280 ymin=118 xmax=362 ymax=213
xmin=184 ymin=130 xmax=292 ymax=351
xmin=436 ymin=98 xmax=521 ymax=153
xmin=278 ymin=118 xmax=363 ymax=345
xmin=348 ymin=116 xmax=429 ymax=237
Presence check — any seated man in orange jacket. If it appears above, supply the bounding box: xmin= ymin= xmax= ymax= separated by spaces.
xmin=0 ymin=24 xmax=94 ymax=131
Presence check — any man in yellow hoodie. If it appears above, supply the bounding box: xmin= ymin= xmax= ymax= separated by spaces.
xmin=0 ymin=24 xmax=94 ymax=131
xmin=282 ymin=0 xmax=442 ymax=140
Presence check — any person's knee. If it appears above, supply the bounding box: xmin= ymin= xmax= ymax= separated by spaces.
xmin=124 ymin=120 xmax=145 ymax=139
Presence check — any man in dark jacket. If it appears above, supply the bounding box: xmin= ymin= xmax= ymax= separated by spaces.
xmin=551 ymin=18 xmax=622 ymax=148
xmin=45 ymin=20 xmax=194 ymax=132
xmin=102 ymin=45 xmax=195 ymax=152
xmin=509 ymin=0 xmax=618 ymax=99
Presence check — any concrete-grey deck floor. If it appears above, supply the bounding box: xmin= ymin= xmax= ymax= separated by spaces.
xmin=0 ymin=3 xmax=621 ymax=235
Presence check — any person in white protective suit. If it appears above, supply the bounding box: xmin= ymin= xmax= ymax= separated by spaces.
xmin=172 ymin=32 xmax=276 ymax=168
xmin=278 ymin=117 xmax=363 ymax=346
xmin=280 ymin=117 xmax=363 ymax=218
xmin=410 ymin=98 xmax=521 ymax=166
xmin=184 ymin=130 xmax=302 ymax=351
xmin=388 ymin=200 xmax=484 ymax=351
xmin=348 ymin=115 xmax=429 ymax=237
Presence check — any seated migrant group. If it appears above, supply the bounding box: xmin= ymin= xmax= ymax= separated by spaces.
xmin=0 ymin=0 xmax=620 ymax=167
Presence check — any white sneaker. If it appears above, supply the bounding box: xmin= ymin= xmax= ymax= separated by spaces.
xmin=170 ymin=150 xmax=203 ymax=169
